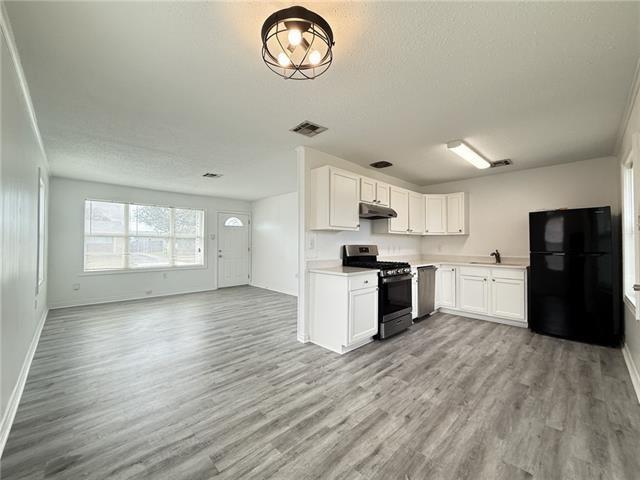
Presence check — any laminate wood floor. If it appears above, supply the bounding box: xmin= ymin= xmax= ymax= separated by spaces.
xmin=2 ymin=286 xmax=640 ymax=479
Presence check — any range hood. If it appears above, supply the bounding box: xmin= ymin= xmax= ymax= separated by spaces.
xmin=359 ymin=202 xmax=398 ymax=219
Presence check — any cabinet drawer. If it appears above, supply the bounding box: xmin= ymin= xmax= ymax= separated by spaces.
xmin=458 ymin=266 xmax=490 ymax=278
xmin=349 ymin=274 xmax=378 ymax=291
xmin=491 ymin=268 xmax=525 ymax=280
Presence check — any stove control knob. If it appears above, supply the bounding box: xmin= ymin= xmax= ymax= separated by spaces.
xmin=405 ymin=268 xmax=411 ymax=274
xmin=387 ymin=269 xmax=396 ymax=276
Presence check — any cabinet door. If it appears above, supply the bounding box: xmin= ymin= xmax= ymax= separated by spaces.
xmin=435 ymin=266 xmax=456 ymax=308
xmin=446 ymin=193 xmax=465 ymax=234
xmin=408 ymin=192 xmax=425 ymax=234
xmin=389 ymin=187 xmax=409 ymax=233
xmin=360 ymin=177 xmax=376 ymax=204
xmin=348 ymin=287 xmax=379 ymax=345
xmin=425 ymin=195 xmax=447 ymax=234
xmin=490 ymin=277 xmax=525 ymax=321
xmin=330 ymin=169 xmax=360 ymax=229
xmin=376 ymin=182 xmax=390 ymax=206
xmin=458 ymin=274 xmax=489 ymax=314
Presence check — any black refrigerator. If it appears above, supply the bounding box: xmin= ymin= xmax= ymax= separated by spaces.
xmin=529 ymin=207 xmax=622 ymax=347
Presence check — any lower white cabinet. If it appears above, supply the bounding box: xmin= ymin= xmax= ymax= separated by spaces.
xmin=457 ymin=267 xmax=490 ymax=314
xmin=435 ymin=265 xmax=456 ymax=308
xmin=490 ymin=270 xmax=526 ymax=321
xmin=436 ymin=265 xmax=527 ymax=326
xmin=309 ymin=270 xmax=379 ymax=354
xmin=411 ymin=267 xmax=419 ymax=319
xmin=349 ymin=287 xmax=379 ymax=343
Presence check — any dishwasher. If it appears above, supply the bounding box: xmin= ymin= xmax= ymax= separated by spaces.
xmin=416 ymin=266 xmax=437 ymax=320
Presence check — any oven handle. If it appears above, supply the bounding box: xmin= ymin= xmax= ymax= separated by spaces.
xmin=380 ymin=274 xmax=413 ymax=284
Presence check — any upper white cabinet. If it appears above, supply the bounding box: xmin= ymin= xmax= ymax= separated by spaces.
xmin=408 ymin=192 xmax=425 ymax=235
xmin=376 ymin=182 xmax=390 ymax=206
xmin=425 ymin=195 xmax=447 ymax=234
xmin=388 ymin=187 xmax=409 ymax=233
xmin=309 ymin=166 xmax=360 ymax=231
xmin=446 ymin=192 xmax=467 ymax=235
xmin=360 ymin=178 xmax=390 ymax=206
xmin=308 ymin=164 xmax=467 ymax=235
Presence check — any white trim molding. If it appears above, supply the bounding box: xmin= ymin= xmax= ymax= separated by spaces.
xmin=615 ymin=58 xmax=640 ymax=156
xmin=0 ymin=2 xmax=49 ymax=169
xmin=622 ymin=343 xmax=640 ymax=404
xmin=0 ymin=308 xmax=48 ymax=456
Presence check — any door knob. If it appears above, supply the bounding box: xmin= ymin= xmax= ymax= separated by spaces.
xmin=218 ymin=254 xmax=223 ymax=258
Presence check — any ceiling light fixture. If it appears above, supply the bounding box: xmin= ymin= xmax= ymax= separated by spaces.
xmin=446 ymin=140 xmax=492 ymax=169
xmin=261 ymin=6 xmax=334 ymax=80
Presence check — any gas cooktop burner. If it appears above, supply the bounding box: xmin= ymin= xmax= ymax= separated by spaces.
xmin=341 ymin=245 xmax=411 ymax=277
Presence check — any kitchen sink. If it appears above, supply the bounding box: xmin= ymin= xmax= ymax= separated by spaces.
xmin=469 ymin=261 xmax=497 ymax=265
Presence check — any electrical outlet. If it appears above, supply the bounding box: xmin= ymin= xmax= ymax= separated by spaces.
xmin=72 ymin=283 xmax=80 ymax=291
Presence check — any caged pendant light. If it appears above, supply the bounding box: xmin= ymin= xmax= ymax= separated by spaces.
xmin=261 ymin=5 xmax=335 ymax=80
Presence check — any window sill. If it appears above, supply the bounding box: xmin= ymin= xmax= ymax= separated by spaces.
xmin=79 ymin=265 xmax=207 ymax=276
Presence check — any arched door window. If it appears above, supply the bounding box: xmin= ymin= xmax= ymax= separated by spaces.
xmin=224 ymin=216 xmax=244 ymax=227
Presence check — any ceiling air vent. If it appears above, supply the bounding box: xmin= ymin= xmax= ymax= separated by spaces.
xmin=290 ymin=121 xmax=327 ymax=137
xmin=203 ymin=173 xmax=223 ymax=178
xmin=370 ymin=161 xmax=393 ymax=169
xmin=490 ymin=159 xmax=513 ymax=168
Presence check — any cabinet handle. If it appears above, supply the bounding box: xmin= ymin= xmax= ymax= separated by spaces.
xmin=492 ymin=279 xmax=495 ymax=282
xmin=484 ymin=278 xmax=487 ymax=282
xmin=364 ymin=280 xmax=369 ymax=284
xmin=458 ymin=229 xmax=462 ymax=232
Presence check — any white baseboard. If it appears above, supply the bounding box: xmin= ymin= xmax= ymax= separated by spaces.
xmin=297 ymin=334 xmax=310 ymax=343
xmin=0 ymin=307 xmax=48 ymax=457
xmin=438 ymin=308 xmax=528 ymax=329
xmin=622 ymin=343 xmax=640 ymax=404
xmin=49 ymin=287 xmax=218 ymax=309
xmin=249 ymin=282 xmax=298 ymax=297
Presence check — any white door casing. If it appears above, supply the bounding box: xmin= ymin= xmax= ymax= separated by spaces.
xmin=633 ymin=134 xmax=640 ymax=320
xmin=217 ymin=212 xmax=250 ymax=288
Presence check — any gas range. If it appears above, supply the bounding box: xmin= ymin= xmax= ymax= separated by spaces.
xmin=342 ymin=245 xmax=413 ymax=339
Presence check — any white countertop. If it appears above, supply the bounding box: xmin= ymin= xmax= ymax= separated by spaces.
xmin=309 ymin=266 xmax=380 ymax=277
xmin=382 ymin=256 xmax=529 ymax=270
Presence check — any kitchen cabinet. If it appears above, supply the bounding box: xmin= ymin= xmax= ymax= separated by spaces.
xmin=388 ymin=187 xmax=409 ymax=233
xmin=458 ymin=269 xmax=489 ymax=314
xmin=446 ymin=192 xmax=466 ymax=234
xmin=425 ymin=195 xmax=447 ymax=234
xmin=349 ymin=287 xmax=379 ymax=344
xmin=435 ymin=265 xmax=456 ymax=308
xmin=408 ymin=192 xmax=425 ymax=234
xmin=490 ymin=269 xmax=526 ymax=321
xmin=435 ymin=264 xmax=527 ymax=326
xmin=360 ymin=178 xmax=390 ymax=206
xmin=309 ymin=269 xmax=378 ymax=354
xmin=309 ymin=166 xmax=360 ymax=230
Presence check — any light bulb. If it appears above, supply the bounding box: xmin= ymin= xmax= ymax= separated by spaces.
xmin=277 ymin=52 xmax=291 ymax=67
xmin=309 ymin=50 xmax=322 ymax=65
xmin=287 ymin=29 xmax=302 ymax=46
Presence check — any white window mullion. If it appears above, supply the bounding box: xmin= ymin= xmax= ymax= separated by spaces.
xmin=169 ymin=208 xmax=175 ymax=267
xmin=124 ymin=204 xmax=130 ymax=269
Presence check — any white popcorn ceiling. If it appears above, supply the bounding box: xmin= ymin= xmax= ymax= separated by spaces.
xmin=5 ymin=1 xmax=640 ymax=200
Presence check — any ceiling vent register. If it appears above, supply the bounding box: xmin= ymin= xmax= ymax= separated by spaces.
xmin=290 ymin=121 xmax=327 ymax=137
xmin=370 ymin=161 xmax=393 ymax=169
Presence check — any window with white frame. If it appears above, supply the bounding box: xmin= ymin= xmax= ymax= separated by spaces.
xmin=623 ymin=154 xmax=636 ymax=305
xmin=84 ymin=200 xmax=205 ymax=272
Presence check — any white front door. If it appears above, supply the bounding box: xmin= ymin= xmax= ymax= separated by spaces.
xmin=217 ymin=212 xmax=250 ymax=288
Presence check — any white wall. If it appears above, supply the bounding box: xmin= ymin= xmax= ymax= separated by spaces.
xmin=1 ymin=6 xmax=49 ymax=451
xmin=251 ymin=191 xmax=298 ymax=296
xmin=618 ymin=65 xmax=640 ymax=399
xmin=48 ymin=177 xmax=250 ymax=308
xmin=421 ymin=156 xmax=621 ymax=258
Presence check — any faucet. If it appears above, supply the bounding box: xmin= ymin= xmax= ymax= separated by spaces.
xmin=490 ymin=249 xmax=501 ymax=264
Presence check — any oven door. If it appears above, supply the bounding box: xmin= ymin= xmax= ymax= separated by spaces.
xmin=379 ymin=274 xmax=412 ymax=322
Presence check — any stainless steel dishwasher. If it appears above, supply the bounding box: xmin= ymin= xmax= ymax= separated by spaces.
xmin=417 ymin=266 xmax=437 ymax=319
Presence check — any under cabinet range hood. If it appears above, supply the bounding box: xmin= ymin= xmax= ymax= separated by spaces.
xmin=359 ymin=202 xmax=398 ymax=219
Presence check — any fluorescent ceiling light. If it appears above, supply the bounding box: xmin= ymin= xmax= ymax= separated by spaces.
xmin=447 ymin=140 xmax=492 ymax=169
